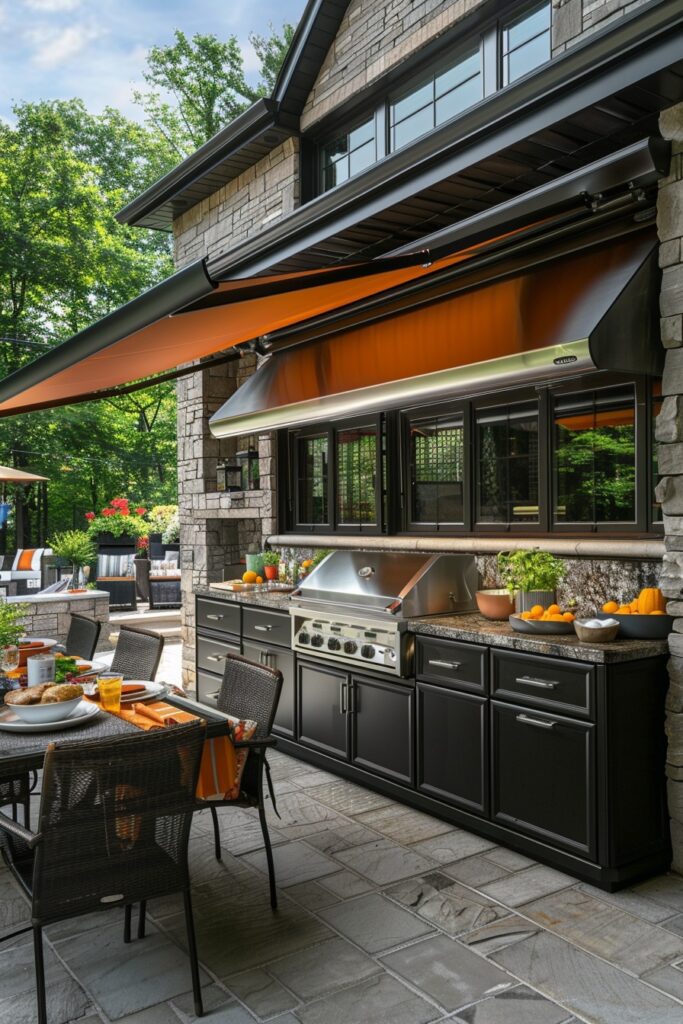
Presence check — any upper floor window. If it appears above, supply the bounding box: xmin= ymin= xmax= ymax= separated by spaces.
xmin=390 ymin=46 xmax=483 ymax=153
xmin=320 ymin=117 xmax=377 ymax=192
xmin=501 ymin=2 xmax=551 ymax=85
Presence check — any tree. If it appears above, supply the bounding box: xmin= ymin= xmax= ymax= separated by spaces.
xmin=134 ymin=25 xmax=295 ymax=157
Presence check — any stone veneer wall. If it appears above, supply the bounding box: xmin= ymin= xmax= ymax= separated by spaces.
xmin=12 ymin=594 xmax=110 ymax=649
xmin=300 ymin=0 xmax=652 ymax=131
xmin=656 ymin=100 xmax=683 ymax=874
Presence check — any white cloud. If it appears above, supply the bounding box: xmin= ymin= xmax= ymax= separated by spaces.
xmin=27 ymin=22 xmax=101 ymax=69
xmin=24 ymin=0 xmax=83 ymax=11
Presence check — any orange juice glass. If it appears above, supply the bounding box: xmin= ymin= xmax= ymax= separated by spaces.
xmin=98 ymin=673 xmax=123 ymax=712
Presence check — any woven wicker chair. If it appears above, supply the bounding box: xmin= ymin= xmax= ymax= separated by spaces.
xmin=0 ymin=722 xmax=206 ymax=1024
xmin=111 ymin=625 xmax=164 ymax=681
xmin=0 ymin=773 xmax=30 ymax=825
xmin=64 ymin=613 xmax=102 ymax=660
xmin=201 ymin=653 xmax=283 ymax=909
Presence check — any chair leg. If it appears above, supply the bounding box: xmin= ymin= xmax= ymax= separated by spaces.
xmin=124 ymin=904 xmax=132 ymax=943
xmin=137 ymin=900 xmax=147 ymax=939
xmin=33 ymin=926 xmax=47 ymax=1024
xmin=183 ymin=889 xmax=203 ymax=1018
xmin=209 ymin=805 xmax=221 ymax=861
xmin=258 ymin=803 xmax=278 ymax=911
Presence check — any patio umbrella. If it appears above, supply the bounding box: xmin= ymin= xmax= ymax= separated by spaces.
xmin=0 ymin=465 xmax=48 ymax=484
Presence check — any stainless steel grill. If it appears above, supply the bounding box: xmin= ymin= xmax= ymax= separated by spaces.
xmin=290 ymin=550 xmax=477 ymax=677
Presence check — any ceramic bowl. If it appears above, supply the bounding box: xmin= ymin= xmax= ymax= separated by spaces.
xmin=596 ymin=612 xmax=674 ymax=640
xmin=476 ymin=589 xmax=515 ymax=620
xmin=574 ymin=619 xmax=620 ymax=643
xmin=509 ymin=614 xmax=574 ymax=635
xmin=10 ymin=695 xmax=83 ymax=724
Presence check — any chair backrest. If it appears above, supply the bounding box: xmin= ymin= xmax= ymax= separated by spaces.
xmin=32 ymin=722 xmax=205 ymax=923
xmin=97 ymin=553 xmax=135 ymax=578
xmin=65 ymin=613 xmax=102 ymax=661
xmin=111 ymin=625 xmax=165 ymax=680
xmin=218 ymin=653 xmax=283 ymax=739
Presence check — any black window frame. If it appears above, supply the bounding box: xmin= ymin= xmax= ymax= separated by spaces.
xmin=500 ymin=0 xmax=552 ymax=88
xmin=401 ymin=400 xmax=471 ymax=533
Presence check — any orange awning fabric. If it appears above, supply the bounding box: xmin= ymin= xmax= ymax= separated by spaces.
xmin=0 ymin=234 xmax=525 ymax=419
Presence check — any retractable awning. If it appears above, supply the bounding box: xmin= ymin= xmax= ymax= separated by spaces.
xmin=209 ymin=228 xmax=660 ymax=438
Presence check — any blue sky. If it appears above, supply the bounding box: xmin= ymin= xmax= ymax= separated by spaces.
xmin=0 ymin=0 xmax=307 ymax=122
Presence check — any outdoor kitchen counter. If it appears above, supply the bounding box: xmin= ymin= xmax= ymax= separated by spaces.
xmin=196 ymin=584 xmax=292 ymax=611
xmin=407 ymin=612 xmax=668 ymax=663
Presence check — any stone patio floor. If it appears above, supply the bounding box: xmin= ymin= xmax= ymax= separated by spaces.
xmin=4 ymin=750 xmax=683 ymax=1024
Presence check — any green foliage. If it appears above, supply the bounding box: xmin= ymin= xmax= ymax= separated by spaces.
xmin=133 ymin=25 xmax=294 ymax=157
xmin=261 ymin=550 xmax=281 ymax=566
xmin=0 ymin=602 xmax=28 ymax=649
xmin=555 ymin=425 xmax=635 ymax=523
xmin=497 ymin=549 xmax=566 ymax=596
xmin=311 ymin=548 xmax=332 ymax=568
xmin=47 ymin=530 xmax=95 ymax=568
xmin=161 ymin=509 xmax=180 ymax=543
xmin=147 ymin=505 xmax=178 ymax=535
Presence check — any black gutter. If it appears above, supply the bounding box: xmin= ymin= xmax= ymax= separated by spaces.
xmin=205 ymin=0 xmax=683 ymax=281
xmin=0 ymin=260 xmax=216 ymax=406
xmin=115 ymin=99 xmax=285 ymax=229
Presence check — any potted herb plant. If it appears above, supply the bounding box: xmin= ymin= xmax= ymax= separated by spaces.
xmin=497 ymin=549 xmax=566 ymax=613
xmin=261 ymin=551 xmax=280 ymax=581
xmin=48 ymin=530 xmax=96 ymax=590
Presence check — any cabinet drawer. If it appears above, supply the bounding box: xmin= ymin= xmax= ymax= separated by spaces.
xmin=197 ymin=634 xmax=240 ymax=675
xmin=416 ymin=636 xmax=487 ymax=694
xmin=196 ymin=597 xmax=240 ymax=636
xmin=196 ymin=670 xmax=221 ymax=709
xmin=491 ymin=649 xmax=595 ymax=720
xmin=242 ymin=606 xmax=290 ymax=648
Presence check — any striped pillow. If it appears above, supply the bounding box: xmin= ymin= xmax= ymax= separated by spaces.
xmin=98 ymin=553 xmax=135 ymax=577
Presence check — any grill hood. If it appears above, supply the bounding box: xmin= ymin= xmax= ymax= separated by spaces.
xmin=291 ymin=549 xmax=478 ymax=619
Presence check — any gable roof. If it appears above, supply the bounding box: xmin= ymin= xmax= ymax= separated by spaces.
xmin=116 ymin=0 xmax=351 ymax=231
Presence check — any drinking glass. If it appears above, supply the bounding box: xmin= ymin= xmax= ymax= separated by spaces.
xmin=1 ymin=645 xmax=19 ymax=674
xmin=98 ymin=673 xmax=123 ymax=712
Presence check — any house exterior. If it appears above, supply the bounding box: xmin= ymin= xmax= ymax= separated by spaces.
xmin=1 ymin=0 xmax=682 ymax=876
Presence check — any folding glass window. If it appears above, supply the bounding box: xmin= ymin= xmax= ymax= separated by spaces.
xmin=553 ymin=386 xmax=636 ymax=526
xmin=501 ymin=2 xmax=551 ymax=85
xmin=320 ymin=117 xmax=376 ymax=192
xmin=336 ymin=424 xmax=379 ymax=526
xmin=390 ymin=45 xmax=483 ymax=152
xmin=297 ymin=434 xmax=329 ymax=526
xmin=476 ymin=403 xmax=539 ymax=525
xmin=408 ymin=412 xmax=465 ymax=526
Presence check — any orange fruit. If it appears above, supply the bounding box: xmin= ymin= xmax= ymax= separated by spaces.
xmin=649 ymin=610 xmax=666 ymax=615
xmin=602 ymin=601 xmax=619 ymax=614
xmin=255 ymin=575 xmax=263 ymax=584
xmin=529 ymin=604 xmax=544 ymax=617
xmin=630 ymin=599 xmax=639 ymax=612
xmin=547 ymin=604 xmax=561 ymax=615
xmin=549 ymin=613 xmax=565 ymax=621
xmin=562 ymin=612 xmax=575 ymax=622
xmin=617 ymin=605 xmax=631 ymax=614
xmin=242 ymin=570 xmax=257 ymax=583
xmin=519 ymin=611 xmax=532 ymax=620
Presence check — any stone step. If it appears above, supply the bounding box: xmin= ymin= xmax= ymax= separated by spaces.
xmin=107 ymin=625 xmax=182 ymax=643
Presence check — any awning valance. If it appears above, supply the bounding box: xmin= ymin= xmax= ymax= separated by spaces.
xmin=209 ymin=229 xmax=660 ymax=438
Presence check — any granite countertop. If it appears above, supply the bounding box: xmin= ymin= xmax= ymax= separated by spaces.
xmin=195 ymin=588 xmax=667 ymax=664
xmin=408 ymin=613 xmax=669 ymax=664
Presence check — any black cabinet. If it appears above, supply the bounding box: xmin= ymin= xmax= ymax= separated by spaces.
xmin=417 ymin=681 xmax=487 ymax=815
xmin=351 ymin=676 xmax=414 ymax=785
xmin=243 ymin=639 xmax=296 ymax=739
xmin=416 ymin=636 xmax=487 ymax=695
xmin=297 ymin=659 xmax=349 ymax=759
xmin=491 ymin=700 xmax=596 ymax=859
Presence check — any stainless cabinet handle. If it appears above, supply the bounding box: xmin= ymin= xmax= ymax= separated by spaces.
xmin=254 ymin=624 xmax=273 ymax=632
xmin=515 ymin=675 xmax=558 ymax=690
xmin=516 ymin=713 xmax=556 ymax=729
xmin=429 ymin=659 xmax=462 ymax=670
xmin=339 ymin=681 xmax=347 ymax=714
xmin=207 ymin=691 xmax=220 ymax=701
xmin=206 ymin=653 xmax=229 ymax=663
xmin=205 ymin=613 xmax=223 ymax=621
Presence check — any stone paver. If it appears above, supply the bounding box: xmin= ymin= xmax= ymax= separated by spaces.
xmin=3 ymin=749 xmax=683 ymax=1024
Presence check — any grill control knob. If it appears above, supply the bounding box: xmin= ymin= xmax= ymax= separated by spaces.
xmin=311 ymin=634 xmax=324 ymax=648
xmin=361 ymin=644 xmax=375 ymax=659
xmin=327 ymin=638 xmax=341 ymax=651
xmin=298 ymin=632 xmax=310 ymax=645
xmin=343 ymin=640 xmax=358 ymax=655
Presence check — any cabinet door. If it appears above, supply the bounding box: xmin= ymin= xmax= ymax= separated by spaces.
xmin=197 ymin=669 xmax=222 ymax=709
xmin=417 ymin=682 xmax=487 ymax=815
xmin=242 ymin=641 xmax=295 ymax=739
xmin=491 ymin=701 xmax=596 ymax=859
xmin=351 ymin=676 xmax=414 ymax=785
xmin=297 ymin=659 xmax=349 ymax=760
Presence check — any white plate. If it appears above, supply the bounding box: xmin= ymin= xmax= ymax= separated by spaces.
xmin=82 ymin=680 xmax=167 ymax=704
xmin=20 ymin=637 xmax=58 ymax=649
xmin=0 ymin=699 xmax=100 ymax=733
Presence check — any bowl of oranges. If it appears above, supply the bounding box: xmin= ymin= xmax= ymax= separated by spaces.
xmin=509 ymin=603 xmax=576 ymax=634
xmin=597 ymin=587 xmax=673 ymax=639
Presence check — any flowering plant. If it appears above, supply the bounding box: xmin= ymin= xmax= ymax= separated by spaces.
xmin=147 ymin=504 xmax=178 ymax=535
xmin=84 ymin=498 xmax=148 ymax=540
xmin=162 ymin=509 xmax=180 ymax=544
xmin=136 ymin=535 xmax=149 ymax=557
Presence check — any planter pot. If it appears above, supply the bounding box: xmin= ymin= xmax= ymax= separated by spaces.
xmin=246 ymin=553 xmax=265 ymax=577
xmin=515 ymin=590 xmax=556 ymax=613
xmin=264 ymin=564 xmax=278 ymax=580
xmin=135 ymin=557 xmax=150 ymax=601
xmin=96 ymin=531 xmax=137 ymax=548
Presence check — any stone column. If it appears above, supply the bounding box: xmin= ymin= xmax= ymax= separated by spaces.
xmin=656 ymin=101 xmax=683 ymax=873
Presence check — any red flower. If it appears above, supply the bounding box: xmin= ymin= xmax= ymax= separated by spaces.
xmin=102 ymin=507 xmax=115 ymax=517
xmin=136 ymin=536 xmax=149 ymax=550
xmin=135 ymin=507 xmax=147 ymax=516
xmin=84 ymin=512 xmax=95 ymax=521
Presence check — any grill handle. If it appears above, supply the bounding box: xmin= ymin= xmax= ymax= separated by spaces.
xmin=339 ymin=681 xmax=348 ymax=714
xmin=253 ymin=624 xmax=273 ymax=633
xmin=515 ymin=675 xmax=558 ymax=690
xmin=428 ymin=659 xmax=462 ymax=671
xmin=516 ymin=713 xmax=556 ymax=730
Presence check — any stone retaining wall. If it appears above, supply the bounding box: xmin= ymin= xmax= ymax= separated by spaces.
xmin=10 ymin=594 xmax=110 ymax=649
